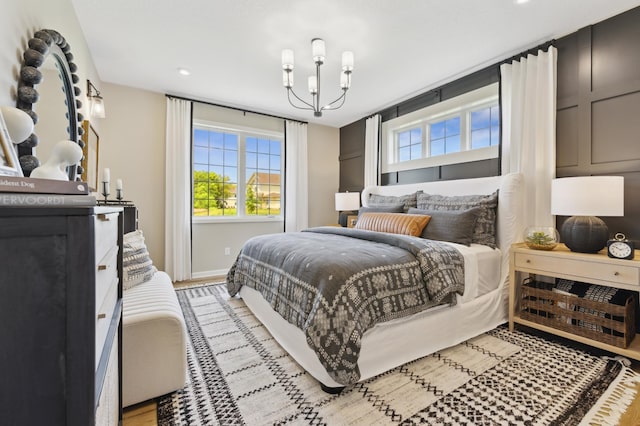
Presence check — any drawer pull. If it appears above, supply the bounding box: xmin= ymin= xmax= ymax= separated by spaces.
xmin=98 ymin=264 xmax=108 ymax=271
xmin=614 ymin=272 xmax=620 ymax=276
xmin=97 ymin=214 xmax=112 ymax=222
xmin=97 ymin=313 xmax=107 ymax=319
xmin=526 ymin=259 xmax=531 ymax=263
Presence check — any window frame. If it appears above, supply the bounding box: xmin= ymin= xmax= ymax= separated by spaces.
xmin=192 ymin=120 xmax=284 ymax=224
xmin=382 ymin=83 xmax=499 ymax=173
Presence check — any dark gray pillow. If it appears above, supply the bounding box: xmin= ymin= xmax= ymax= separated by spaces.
xmin=408 ymin=207 xmax=480 ymax=246
xmin=367 ymin=192 xmax=417 ymax=212
xmin=358 ymin=204 xmax=405 ymax=216
xmin=416 ymin=190 xmax=498 ymax=248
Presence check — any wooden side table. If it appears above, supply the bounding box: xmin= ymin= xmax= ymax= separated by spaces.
xmin=509 ymin=242 xmax=640 ymax=361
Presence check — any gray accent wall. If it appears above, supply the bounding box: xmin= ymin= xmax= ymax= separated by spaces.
xmin=341 ymin=5 xmax=640 ymax=244
xmin=555 ymin=6 xmax=640 ymax=244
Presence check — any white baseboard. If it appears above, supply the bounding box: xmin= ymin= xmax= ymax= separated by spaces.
xmin=192 ymin=269 xmax=229 ymax=280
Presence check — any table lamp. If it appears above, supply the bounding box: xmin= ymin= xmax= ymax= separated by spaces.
xmin=551 ymin=176 xmax=624 ymax=253
xmin=335 ymin=192 xmax=360 ymax=227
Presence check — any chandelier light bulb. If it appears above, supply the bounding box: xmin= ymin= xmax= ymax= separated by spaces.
xmin=282 ymin=70 xmax=293 ymax=88
xmin=281 ymin=49 xmax=294 ymax=70
xmin=308 ymin=76 xmax=318 ymax=94
xmin=342 ymin=51 xmax=354 ymax=72
xmin=311 ymin=38 xmax=326 ymax=64
xmin=340 ymin=72 xmax=351 ymax=89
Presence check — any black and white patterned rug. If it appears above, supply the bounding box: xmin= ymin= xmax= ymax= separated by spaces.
xmin=157 ymin=283 xmax=639 ymax=425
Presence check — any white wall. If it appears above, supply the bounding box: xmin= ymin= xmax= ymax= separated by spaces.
xmin=100 ymin=83 xmax=166 ymax=270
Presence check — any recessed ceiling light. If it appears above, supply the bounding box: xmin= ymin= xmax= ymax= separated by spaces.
xmin=515 ymin=0 xmax=530 ymax=4
xmin=177 ymin=68 xmax=191 ymax=76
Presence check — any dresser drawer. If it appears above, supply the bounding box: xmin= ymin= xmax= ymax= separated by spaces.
xmin=96 ymin=245 xmax=118 ymax=311
xmin=95 ymin=212 xmax=118 ymax=263
xmin=95 ymin=333 xmax=119 ymax=426
xmin=514 ymin=252 xmax=639 ymax=286
xmin=96 ymin=276 xmax=118 ymax=368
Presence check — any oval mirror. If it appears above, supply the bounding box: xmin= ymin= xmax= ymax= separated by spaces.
xmin=15 ymin=29 xmax=83 ymax=179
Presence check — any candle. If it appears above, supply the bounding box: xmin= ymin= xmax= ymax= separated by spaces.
xmin=103 ymin=168 xmax=110 ymax=183
xmin=116 ymin=179 xmax=122 ymax=190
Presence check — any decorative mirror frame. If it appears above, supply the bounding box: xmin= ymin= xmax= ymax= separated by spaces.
xmin=80 ymin=120 xmax=99 ymax=191
xmin=15 ymin=29 xmax=84 ymax=179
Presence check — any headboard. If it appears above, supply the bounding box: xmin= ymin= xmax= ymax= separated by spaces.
xmin=362 ymin=173 xmax=525 ymax=287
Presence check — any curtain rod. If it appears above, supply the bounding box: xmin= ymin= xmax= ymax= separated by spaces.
xmin=501 ymin=39 xmax=556 ymax=65
xmin=165 ymin=94 xmax=308 ymax=124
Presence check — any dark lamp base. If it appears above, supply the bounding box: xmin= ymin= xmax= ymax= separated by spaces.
xmin=561 ymin=215 xmax=608 ymax=253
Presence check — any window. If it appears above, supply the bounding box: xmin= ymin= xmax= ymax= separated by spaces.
xmin=382 ymin=83 xmax=499 ymax=173
xmin=470 ymin=105 xmax=500 ymax=149
xmin=430 ymin=117 xmax=461 ymax=156
xmin=398 ymin=128 xmax=422 ymax=161
xmin=193 ymin=125 xmax=283 ymax=219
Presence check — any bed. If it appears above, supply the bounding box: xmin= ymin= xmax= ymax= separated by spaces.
xmin=227 ymin=173 xmax=524 ymax=390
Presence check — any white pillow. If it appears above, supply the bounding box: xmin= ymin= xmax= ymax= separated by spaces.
xmin=122 ymin=230 xmax=157 ymax=290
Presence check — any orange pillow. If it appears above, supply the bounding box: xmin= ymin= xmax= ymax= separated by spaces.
xmin=355 ymin=212 xmax=431 ymax=237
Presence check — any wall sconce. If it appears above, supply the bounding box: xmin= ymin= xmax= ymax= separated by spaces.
xmin=87 ymin=80 xmax=106 ymax=119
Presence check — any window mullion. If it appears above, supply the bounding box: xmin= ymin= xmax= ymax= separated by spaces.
xmin=237 ymin=133 xmax=246 ymax=217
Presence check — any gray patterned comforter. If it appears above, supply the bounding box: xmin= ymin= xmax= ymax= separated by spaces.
xmin=226 ymin=226 xmax=464 ymax=385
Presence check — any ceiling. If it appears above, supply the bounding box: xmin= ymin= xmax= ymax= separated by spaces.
xmin=70 ymin=0 xmax=640 ymax=128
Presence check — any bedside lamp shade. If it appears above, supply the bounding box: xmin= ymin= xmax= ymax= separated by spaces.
xmin=335 ymin=192 xmax=360 ymax=227
xmin=551 ymin=176 xmax=624 ymax=253
xmin=335 ymin=192 xmax=360 ymax=212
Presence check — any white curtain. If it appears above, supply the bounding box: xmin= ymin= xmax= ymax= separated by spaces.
xmin=364 ymin=114 xmax=381 ymax=188
xmin=501 ymin=47 xmax=557 ymax=227
xmin=284 ymin=120 xmax=308 ymax=232
xmin=164 ymin=97 xmax=192 ymax=281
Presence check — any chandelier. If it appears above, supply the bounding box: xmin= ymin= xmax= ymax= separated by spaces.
xmin=281 ymin=38 xmax=354 ymax=117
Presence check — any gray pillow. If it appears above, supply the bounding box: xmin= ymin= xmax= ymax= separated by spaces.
xmin=358 ymin=204 xmax=405 ymax=216
xmin=416 ymin=190 xmax=498 ymax=248
xmin=407 ymin=207 xmax=480 ymax=246
xmin=367 ymin=192 xmax=417 ymax=212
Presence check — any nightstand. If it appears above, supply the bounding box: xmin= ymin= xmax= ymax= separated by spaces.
xmin=509 ymin=242 xmax=640 ymax=361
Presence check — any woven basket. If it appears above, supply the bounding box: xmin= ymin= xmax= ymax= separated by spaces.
xmin=519 ymin=280 xmax=636 ymax=348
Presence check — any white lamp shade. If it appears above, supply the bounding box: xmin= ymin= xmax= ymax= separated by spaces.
xmin=282 ymin=70 xmax=293 ymax=88
xmin=342 ymin=51 xmax=354 ymax=71
xmin=335 ymin=192 xmax=360 ymax=211
xmin=0 ymin=106 xmax=34 ymax=144
xmin=281 ymin=49 xmax=294 ymax=70
xmin=308 ymin=76 xmax=318 ymax=94
xmin=311 ymin=38 xmax=325 ymax=62
xmin=551 ymin=176 xmax=624 ymax=217
xmin=90 ymin=96 xmax=106 ymax=118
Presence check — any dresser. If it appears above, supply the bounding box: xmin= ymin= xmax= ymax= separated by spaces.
xmin=0 ymin=206 xmax=123 ymax=425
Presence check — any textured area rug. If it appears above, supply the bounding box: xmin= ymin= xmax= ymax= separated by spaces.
xmin=157 ymin=283 xmax=639 ymax=425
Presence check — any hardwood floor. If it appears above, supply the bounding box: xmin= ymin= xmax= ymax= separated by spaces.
xmin=123 ymin=401 xmax=157 ymax=425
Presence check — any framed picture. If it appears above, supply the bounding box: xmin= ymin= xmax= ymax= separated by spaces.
xmin=80 ymin=120 xmax=99 ymax=191
xmin=347 ymin=214 xmax=358 ymax=228
xmin=0 ymin=110 xmax=23 ymax=177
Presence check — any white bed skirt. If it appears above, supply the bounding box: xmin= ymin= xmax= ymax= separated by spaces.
xmin=239 ymin=283 xmax=509 ymax=388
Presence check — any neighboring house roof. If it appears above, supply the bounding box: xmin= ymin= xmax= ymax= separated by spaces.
xmin=247 ymin=172 xmax=281 ymax=186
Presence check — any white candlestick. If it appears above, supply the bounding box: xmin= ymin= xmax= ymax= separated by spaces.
xmin=116 ymin=179 xmax=122 ymax=190
xmin=103 ymin=168 xmax=110 ymax=183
